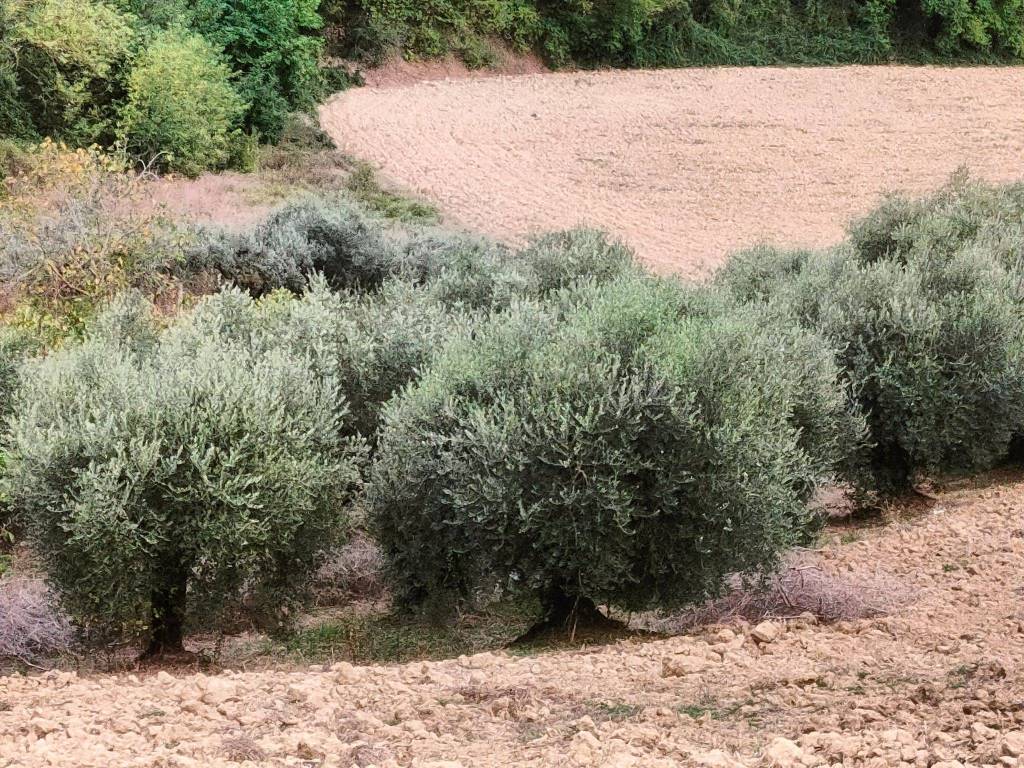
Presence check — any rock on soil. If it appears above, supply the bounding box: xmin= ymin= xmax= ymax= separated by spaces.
xmin=2 ymin=478 xmax=1024 ymax=766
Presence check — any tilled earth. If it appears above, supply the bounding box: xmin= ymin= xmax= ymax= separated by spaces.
xmin=2 ymin=480 xmax=1024 ymax=767
xmin=320 ymin=66 xmax=1024 ymax=276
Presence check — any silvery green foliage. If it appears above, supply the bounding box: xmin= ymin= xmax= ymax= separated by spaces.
xmin=184 ymin=195 xmax=393 ymax=296
xmin=0 ymin=324 xmax=41 ymax=534
xmin=397 ymin=230 xmax=536 ymax=310
xmin=401 ymin=228 xmax=636 ymax=310
xmin=369 ymin=273 xmax=862 ymax=615
xmin=716 ymin=177 xmax=1024 ymax=495
xmin=4 ymin=293 xmax=364 ymax=642
xmin=344 ymin=280 xmax=473 ymax=440
xmin=260 ymin=196 xmax=393 ymax=290
xmin=516 ymin=228 xmax=636 ymax=295
xmin=185 ymin=201 xmax=635 ymax=314
xmin=0 ymin=325 xmax=40 ymax=422
xmin=846 ymin=174 xmax=1024 ymax=271
xmin=177 ymin=278 xmax=470 ymax=446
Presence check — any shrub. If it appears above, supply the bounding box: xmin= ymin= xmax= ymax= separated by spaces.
xmin=567 ymin=274 xmax=866 ymax=503
xmin=6 ymin=0 xmax=136 ymax=145
xmin=263 ymin=197 xmax=394 ymax=290
xmin=642 ymin=553 xmax=905 ymax=632
xmin=4 ymin=294 xmax=364 ymax=653
xmin=190 ymin=0 xmax=326 ymax=140
xmin=172 ymin=280 xmax=467 ymax=447
xmin=0 ymin=577 xmax=75 ymax=662
xmin=398 ymin=229 xmax=533 ymax=309
xmin=0 ymin=324 xmax=39 ymax=421
xmin=846 ymin=174 xmax=1024 ymax=273
xmin=113 ymin=0 xmax=196 ymax=28
xmin=517 ymin=228 xmax=635 ymax=294
xmin=120 ymin=29 xmax=247 ymax=176
xmin=189 ymin=204 xmax=630 ymax=314
xmin=716 ymin=179 xmax=1024 ymax=495
xmin=0 ymin=325 xmax=40 ymax=538
xmin=186 ymin=202 xmax=638 ymax=308
xmin=343 ymin=280 xmax=472 ymax=440
xmin=369 ymin=273 xmax=861 ymax=622
xmin=0 ymin=13 xmax=34 ymax=142
xmin=331 ymin=0 xmax=1022 ymax=68
xmin=399 ymin=227 xmax=634 ymax=311
xmin=325 ymin=0 xmax=541 ymax=64
xmin=916 ymin=0 xmax=1024 ymax=57
xmin=0 ymin=139 xmax=31 ymax=185
xmin=185 ymin=196 xmax=394 ymax=295
xmin=0 ymin=142 xmax=188 ymax=342
xmin=312 ymin=532 xmax=386 ymax=604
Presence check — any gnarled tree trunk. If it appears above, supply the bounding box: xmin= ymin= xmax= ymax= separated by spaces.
xmin=511 ymin=586 xmax=623 ymax=646
xmin=142 ymin=561 xmax=189 ymax=658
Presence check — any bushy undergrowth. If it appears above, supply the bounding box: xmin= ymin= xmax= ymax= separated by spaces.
xmin=2 ymin=0 xmax=136 ymax=146
xmin=119 ymin=28 xmax=246 ymax=176
xmin=368 ymin=273 xmax=863 ymax=620
xmin=716 ymin=177 xmax=1024 ymax=494
xmin=0 ymin=577 xmax=74 ymax=662
xmin=0 ymin=142 xmax=188 ymax=342
xmin=1 ymin=278 xmax=465 ymax=647
xmin=0 ymin=325 xmax=38 ymax=421
xmin=1 ymin=0 xmax=334 ymax=174
xmin=190 ymin=195 xmax=635 ymax=308
xmin=4 ymin=295 xmax=364 ymax=652
xmin=177 ymin=280 xmax=470 ymax=446
xmin=185 ymin=196 xmax=393 ymax=295
xmin=325 ymin=0 xmax=1024 ymax=67
xmin=185 ymin=0 xmax=325 ymax=140
xmin=0 ymin=325 xmax=39 ymax=538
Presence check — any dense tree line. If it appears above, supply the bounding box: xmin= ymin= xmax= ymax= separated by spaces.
xmin=325 ymin=0 xmax=1024 ymax=67
xmin=0 ymin=0 xmax=330 ymax=175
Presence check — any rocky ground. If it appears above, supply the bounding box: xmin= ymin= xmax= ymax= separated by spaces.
xmin=321 ymin=66 xmax=1024 ymax=276
xmin=2 ymin=478 xmax=1023 ymax=768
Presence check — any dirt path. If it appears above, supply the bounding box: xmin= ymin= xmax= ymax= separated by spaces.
xmin=320 ymin=66 xmax=1024 ymax=276
xmin=3 ymin=479 xmax=1023 ymax=767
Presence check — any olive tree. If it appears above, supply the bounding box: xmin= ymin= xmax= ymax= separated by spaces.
xmin=369 ymin=274 xmax=863 ymax=627
xmin=4 ymin=294 xmax=364 ymax=654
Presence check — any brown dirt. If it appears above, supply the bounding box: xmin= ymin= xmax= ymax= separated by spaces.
xmin=357 ymin=50 xmax=549 ymax=89
xmin=320 ymin=66 xmax=1024 ymax=277
xmin=3 ymin=478 xmax=1023 ymax=767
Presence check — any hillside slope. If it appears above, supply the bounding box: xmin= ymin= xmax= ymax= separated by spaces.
xmin=322 ymin=66 xmax=1024 ymax=276
xmin=3 ymin=478 xmax=1023 ymax=767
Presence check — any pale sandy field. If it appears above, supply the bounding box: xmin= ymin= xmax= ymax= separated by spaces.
xmin=321 ymin=66 xmax=1024 ymax=276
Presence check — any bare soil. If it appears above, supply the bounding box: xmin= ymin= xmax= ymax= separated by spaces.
xmin=3 ymin=477 xmax=1023 ymax=767
xmin=321 ymin=66 xmax=1024 ymax=276
xmin=356 ymin=50 xmax=548 ymax=89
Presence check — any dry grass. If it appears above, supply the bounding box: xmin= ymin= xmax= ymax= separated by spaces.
xmin=0 ymin=576 xmax=74 ymax=664
xmin=639 ymin=554 xmax=907 ymax=634
xmin=312 ymin=533 xmax=387 ymax=606
xmin=221 ymin=735 xmax=266 ymax=763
